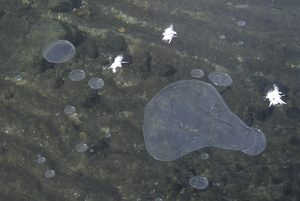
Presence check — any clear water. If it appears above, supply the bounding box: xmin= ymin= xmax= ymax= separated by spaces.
xmin=0 ymin=0 xmax=299 ymax=200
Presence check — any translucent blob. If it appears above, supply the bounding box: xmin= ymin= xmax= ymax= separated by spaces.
xmin=76 ymin=142 xmax=88 ymax=152
xmin=219 ymin=35 xmax=225 ymax=40
xmin=237 ymin=20 xmax=246 ymax=26
xmin=191 ymin=69 xmax=204 ymax=78
xmin=200 ymin=153 xmax=209 ymax=160
xmin=105 ymin=133 xmax=111 ymax=138
xmin=155 ymin=198 xmax=163 ymax=201
xmin=143 ymin=80 xmax=266 ymax=161
xmin=69 ymin=69 xmax=86 ymax=81
xmin=42 ymin=40 xmax=75 ymax=63
xmin=88 ymin=78 xmax=105 ymax=89
xmin=45 ymin=169 xmax=55 ymax=178
xmin=37 ymin=156 xmax=46 ymax=163
xmin=208 ymin=72 xmax=233 ymax=87
xmin=189 ymin=176 xmax=209 ymax=189
xmin=238 ymin=41 xmax=244 ymax=45
xmin=64 ymin=105 xmax=76 ymax=115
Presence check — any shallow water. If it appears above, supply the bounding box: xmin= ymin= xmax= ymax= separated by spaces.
xmin=0 ymin=0 xmax=299 ymax=200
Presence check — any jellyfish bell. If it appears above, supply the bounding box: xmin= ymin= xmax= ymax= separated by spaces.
xmin=42 ymin=40 xmax=75 ymax=63
xmin=143 ymin=80 xmax=266 ymax=161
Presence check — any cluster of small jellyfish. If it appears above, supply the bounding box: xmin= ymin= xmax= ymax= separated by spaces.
xmin=42 ymin=39 xmax=105 ymax=90
xmin=9 ymin=5 xmax=268 ymax=200
xmin=219 ymin=19 xmax=246 ymax=46
xmin=189 ymin=70 xmax=232 ymax=189
xmin=191 ymin=69 xmax=233 ymax=87
xmin=38 ymin=39 xmax=108 ymax=178
xmin=41 ymin=28 xmax=236 ymax=195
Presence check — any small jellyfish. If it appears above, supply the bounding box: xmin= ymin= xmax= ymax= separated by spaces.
xmin=42 ymin=40 xmax=75 ymax=63
xmin=76 ymin=142 xmax=88 ymax=152
xmin=191 ymin=69 xmax=204 ymax=78
xmin=208 ymin=72 xmax=233 ymax=87
xmin=69 ymin=69 xmax=86 ymax=81
xmin=45 ymin=169 xmax=55 ymax=178
xmin=88 ymin=78 xmax=105 ymax=89
xmin=219 ymin=35 xmax=225 ymax=40
xmin=37 ymin=156 xmax=46 ymax=163
xmin=200 ymin=153 xmax=209 ymax=160
xmin=64 ymin=105 xmax=76 ymax=115
xmin=237 ymin=20 xmax=246 ymax=26
xmin=189 ymin=176 xmax=209 ymax=189
xmin=238 ymin=41 xmax=244 ymax=45
xmin=105 ymin=133 xmax=111 ymax=138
